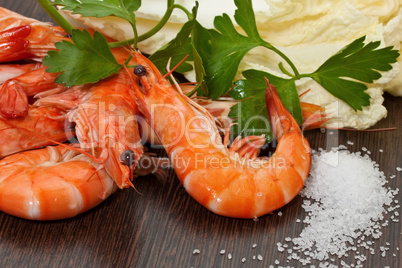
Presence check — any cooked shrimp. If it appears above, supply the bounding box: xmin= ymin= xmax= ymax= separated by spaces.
xmin=36 ymin=67 xmax=144 ymax=188
xmin=0 ymin=145 xmax=117 ymax=220
xmin=0 ymin=7 xmax=69 ymax=62
xmin=0 ymin=63 xmax=40 ymax=83
xmin=130 ymin=51 xmax=311 ymax=218
xmin=0 ymin=105 xmax=74 ymax=158
xmin=0 ymin=65 xmax=63 ymax=118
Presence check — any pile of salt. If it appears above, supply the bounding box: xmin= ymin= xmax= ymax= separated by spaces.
xmin=280 ymin=148 xmax=399 ymax=267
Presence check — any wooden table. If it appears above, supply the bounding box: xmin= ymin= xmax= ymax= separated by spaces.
xmin=1 ymin=1 xmax=401 ymax=267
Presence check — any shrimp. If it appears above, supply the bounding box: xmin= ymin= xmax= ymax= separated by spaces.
xmin=0 ymin=63 xmax=40 ymax=83
xmin=35 ymin=68 xmax=144 ymax=188
xmin=0 ymin=105 xmax=74 ymax=158
xmin=0 ymin=7 xmax=68 ymax=62
xmin=0 ymin=65 xmax=63 ymax=118
xmin=130 ymin=51 xmax=311 ymax=218
xmin=0 ymin=69 xmax=143 ymax=220
xmin=0 ymin=145 xmax=117 ymax=220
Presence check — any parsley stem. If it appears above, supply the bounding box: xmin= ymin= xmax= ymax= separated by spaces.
xmin=263 ymin=43 xmax=300 ymax=78
xmin=36 ymin=0 xmax=74 ymax=34
xmin=173 ymin=4 xmax=193 ymax=20
xmin=108 ymin=1 xmax=192 ymax=49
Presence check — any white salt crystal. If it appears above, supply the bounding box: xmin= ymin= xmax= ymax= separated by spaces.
xmin=362 ymin=147 xmax=367 ymax=151
xmin=274 ymin=259 xmax=280 ymax=264
xmin=252 ymin=243 xmax=257 ymax=248
xmin=396 ymin=167 xmax=402 ymax=172
xmin=241 ymin=257 xmax=246 ymax=263
xmin=284 ymin=148 xmax=397 ymax=266
xmin=257 ymin=254 xmax=263 ymax=261
xmin=219 ymin=249 xmax=225 ymax=255
xmin=278 ymin=211 xmax=283 ymax=216
xmin=192 ymin=249 xmax=200 ymax=255
xmin=228 ymin=253 xmax=232 ymax=260
xmin=379 ymin=149 xmax=384 ymax=153
xmin=347 ymin=141 xmax=354 ymax=145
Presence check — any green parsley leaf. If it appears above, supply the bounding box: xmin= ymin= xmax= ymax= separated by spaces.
xmin=148 ymin=20 xmax=195 ymax=74
xmin=53 ymin=0 xmax=140 ymax=23
xmin=193 ymin=0 xmax=267 ymax=100
xmin=228 ymin=90 xmax=273 ymax=142
xmin=43 ymin=29 xmax=121 ymax=87
xmin=310 ymin=36 xmax=400 ymax=111
xmin=229 ymin=70 xmax=303 ymax=139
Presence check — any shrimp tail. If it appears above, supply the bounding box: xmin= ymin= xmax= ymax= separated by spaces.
xmin=265 ymin=77 xmax=300 ymax=139
xmin=300 ymin=102 xmax=332 ymax=130
xmin=0 ymin=25 xmax=33 ymax=62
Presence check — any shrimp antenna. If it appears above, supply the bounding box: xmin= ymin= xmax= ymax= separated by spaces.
xmin=163 ymin=55 xmax=189 ymax=79
xmin=0 ymin=117 xmax=103 ymax=163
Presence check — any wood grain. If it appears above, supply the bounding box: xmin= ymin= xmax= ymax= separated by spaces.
xmin=0 ymin=1 xmax=400 ymax=267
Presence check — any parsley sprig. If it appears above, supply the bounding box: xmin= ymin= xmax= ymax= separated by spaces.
xmin=151 ymin=0 xmax=398 ymax=138
xmin=38 ymin=0 xmax=400 ymax=140
xmin=44 ymin=29 xmax=121 ymax=87
xmin=39 ymin=0 xmax=194 ymax=85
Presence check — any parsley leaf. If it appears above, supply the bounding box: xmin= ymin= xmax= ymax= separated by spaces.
xmin=229 ymin=70 xmax=303 ymax=139
xmin=148 ymin=20 xmax=195 ymax=74
xmin=310 ymin=36 xmax=400 ymax=111
xmin=193 ymin=0 xmax=268 ymax=100
xmin=53 ymin=0 xmax=140 ymax=46
xmin=228 ymin=90 xmax=272 ymax=142
xmin=43 ymin=29 xmax=121 ymax=87
xmin=53 ymin=0 xmax=140 ymax=23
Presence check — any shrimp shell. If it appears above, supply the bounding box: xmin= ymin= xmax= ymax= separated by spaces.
xmin=0 ymin=146 xmax=117 ymax=220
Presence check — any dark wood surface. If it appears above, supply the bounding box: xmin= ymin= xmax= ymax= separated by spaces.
xmin=0 ymin=1 xmax=400 ymax=267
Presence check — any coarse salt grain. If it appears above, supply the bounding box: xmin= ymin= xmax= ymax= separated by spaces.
xmin=280 ymin=148 xmax=397 ymax=267
xmin=192 ymin=249 xmax=200 ymax=255
xmin=228 ymin=253 xmax=232 ymax=260
xmin=220 ymin=249 xmax=225 ymax=255
xmin=241 ymin=257 xmax=246 ymax=263
xmin=252 ymin=243 xmax=257 ymax=248
xmin=257 ymin=254 xmax=263 ymax=261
